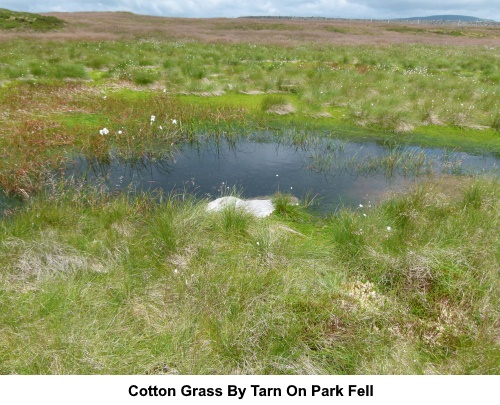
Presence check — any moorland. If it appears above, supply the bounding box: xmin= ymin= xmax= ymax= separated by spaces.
xmin=0 ymin=10 xmax=498 ymax=374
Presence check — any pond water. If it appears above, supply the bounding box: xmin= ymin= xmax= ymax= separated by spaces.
xmin=66 ymin=135 xmax=499 ymax=213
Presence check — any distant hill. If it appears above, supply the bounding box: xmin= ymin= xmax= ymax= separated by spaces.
xmin=0 ymin=8 xmax=65 ymax=31
xmin=238 ymin=15 xmax=498 ymax=24
xmin=396 ymin=15 xmax=495 ymax=22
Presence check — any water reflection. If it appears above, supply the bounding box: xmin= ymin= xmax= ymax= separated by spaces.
xmin=66 ymin=136 xmax=499 ymax=213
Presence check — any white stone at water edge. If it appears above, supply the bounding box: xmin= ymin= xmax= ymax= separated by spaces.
xmin=206 ymin=196 xmax=275 ymax=218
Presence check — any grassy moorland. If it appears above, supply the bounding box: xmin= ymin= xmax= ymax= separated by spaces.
xmin=0 ymin=11 xmax=499 ymax=374
xmin=0 ymin=14 xmax=499 ymax=196
xmin=0 ymin=176 xmax=498 ymax=374
xmin=0 ymin=8 xmax=64 ymax=31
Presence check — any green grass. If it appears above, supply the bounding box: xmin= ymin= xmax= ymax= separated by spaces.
xmin=0 ymin=39 xmax=498 ymax=141
xmin=492 ymin=113 xmax=500 ymax=132
xmin=0 ymin=176 xmax=498 ymax=374
xmin=0 ymin=8 xmax=64 ymax=31
xmin=261 ymin=94 xmax=290 ymax=112
xmin=0 ymin=18 xmax=499 ymax=375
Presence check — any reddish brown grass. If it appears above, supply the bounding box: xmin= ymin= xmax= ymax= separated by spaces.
xmin=0 ymin=12 xmax=498 ymax=46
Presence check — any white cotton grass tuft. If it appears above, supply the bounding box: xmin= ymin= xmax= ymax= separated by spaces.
xmin=99 ymin=128 xmax=109 ymax=135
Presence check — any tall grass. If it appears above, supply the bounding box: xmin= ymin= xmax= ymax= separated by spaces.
xmin=0 ymin=39 xmax=498 ymax=132
xmin=0 ymin=175 xmax=498 ymax=374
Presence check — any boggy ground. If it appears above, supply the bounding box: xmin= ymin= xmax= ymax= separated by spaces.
xmin=0 ymin=11 xmax=499 ymax=375
xmin=0 ymin=22 xmax=498 ymax=196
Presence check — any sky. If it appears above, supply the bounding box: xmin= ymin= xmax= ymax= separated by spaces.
xmin=3 ymin=0 xmax=500 ymax=22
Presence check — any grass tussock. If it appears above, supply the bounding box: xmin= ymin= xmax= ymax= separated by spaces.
xmin=0 ymin=176 xmax=498 ymax=374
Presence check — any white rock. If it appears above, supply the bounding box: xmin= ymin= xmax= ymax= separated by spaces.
xmin=241 ymin=199 xmax=275 ymax=218
xmin=206 ymin=196 xmax=275 ymax=218
xmin=206 ymin=196 xmax=239 ymax=211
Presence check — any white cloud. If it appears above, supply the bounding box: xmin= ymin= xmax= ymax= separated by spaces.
xmin=3 ymin=0 xmax=500 ymax=21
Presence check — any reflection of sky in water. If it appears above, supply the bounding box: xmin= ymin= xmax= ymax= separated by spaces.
xmin=67 ymin=138 xmax=499 ymax=213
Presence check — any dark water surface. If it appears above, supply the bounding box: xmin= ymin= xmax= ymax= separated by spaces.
xmin=66 ymin=136 xmax=499 ymax=213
